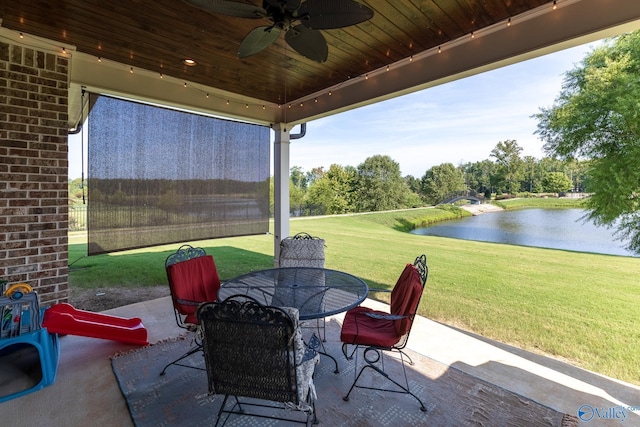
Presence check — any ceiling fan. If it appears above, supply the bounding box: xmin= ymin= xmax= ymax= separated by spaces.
xmin=188 ymin=0 xmax=374 ymax=63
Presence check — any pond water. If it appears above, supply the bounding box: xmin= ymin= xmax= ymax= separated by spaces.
xmin=410 ymin=208 xmax=637 ymax=257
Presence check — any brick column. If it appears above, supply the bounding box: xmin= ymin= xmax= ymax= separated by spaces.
xmin=0 ymin=39 xmax=69 ymax=305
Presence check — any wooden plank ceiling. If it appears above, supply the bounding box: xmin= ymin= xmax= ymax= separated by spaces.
xmin=1 ymin=0 xmax=550 ymax=106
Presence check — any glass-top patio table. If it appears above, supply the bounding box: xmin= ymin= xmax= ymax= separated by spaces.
xmin=218 ymin=267 xmax=369 ymax=321
xmin=218 ymin=267 xmax=369 ymax=373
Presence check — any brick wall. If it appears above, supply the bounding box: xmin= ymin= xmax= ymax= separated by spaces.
xmin=0 ymin=39 xmax=69 ymax=306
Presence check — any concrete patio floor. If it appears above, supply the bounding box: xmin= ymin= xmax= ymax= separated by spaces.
xmin=1 ymin=296 xmax=639 ymax=426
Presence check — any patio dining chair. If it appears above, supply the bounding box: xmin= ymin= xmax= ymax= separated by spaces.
xmin=279 ymin=232 xmax=327 ymax=341
xmin=340 ymin=254 xmax=429 ymax=411
xmin=160 ymin=245 xmax=221 ymax=376
xmin=197 ymin=294 xmax=320 ymax=426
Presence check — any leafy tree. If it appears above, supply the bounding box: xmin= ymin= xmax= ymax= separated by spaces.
xmin=420 ymin=163 xmax=467 ymax=205
xmin=404 ymin=175 xmax=421 ymax=194
xmin=305 ymin=167 xmax=325 ymax=186
xmin=304 ymin=178 xmax=332 ymax=215
xmin=542 ymin=172 xmax=573 ymax=193
xmin=535 ymin=32 xmax=640 ymax=252
xmin=562 ymin=158 xmax=589 ymax=192
xmin=353 ymin=155 xmax=414 ymax=212
xmin=490 ymin=139 xmax=524 ymax=194
xmin=68 ymin=178 xmax=86 ymax=203
xmin=537 ymin=156 xmax=564 ymax=178
xmin=326 ymin=164 xmax=358 ymax=214
xmin=288 ymin=166 xmax=308 ymax=214
xmin=290 ymin=166 xmax=308 ymax=189
xmin=306 ymin=164 xmax=356 ymax=214
xmin=521 ymin=156 xmax=540 ymax=193
xmin=290 ymin=181 xmax=305 ymax=214
xmin=462 ymin=159 xmax=496 ymax=196
xmin=269 ymin=176 xmax=274 ymax=215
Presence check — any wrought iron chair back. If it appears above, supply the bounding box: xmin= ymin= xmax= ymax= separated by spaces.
xmin=198 ymin=295 xmax=318 ymax=426
xmin=279 ymin=232 xmax=328 ymax=343
xmin=279 ymin=232 xmax=325 ymax=268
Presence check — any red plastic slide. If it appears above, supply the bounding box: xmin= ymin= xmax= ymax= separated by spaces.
xmin=43 ymin=303 xmax=148 ymax=346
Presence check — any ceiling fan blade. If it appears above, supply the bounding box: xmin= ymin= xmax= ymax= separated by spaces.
xmin=265 ymin=0 xmax=301 ymax=12
xmin=298 ymin=0 xmax=374 ymax=30
xmin=187 ymin=0 xmax=266 ymax=19
xmin=285 ymin=25 xmax=328 ymax=63
xmin=238 ymin=26 xmax=281 ymax=58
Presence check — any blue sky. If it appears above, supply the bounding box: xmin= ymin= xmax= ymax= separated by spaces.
xmin=289 ymin=41 xmax=599 ymax=178
xmin=68 ymin=40 xmax=599 ymax=180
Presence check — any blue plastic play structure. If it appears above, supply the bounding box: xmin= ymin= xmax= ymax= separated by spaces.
xmin=0 ymin=282 xmax=60 ymax=403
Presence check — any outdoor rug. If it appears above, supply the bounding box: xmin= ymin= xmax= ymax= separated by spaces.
xmin=112 ymin=332 xmax=578 ymax=427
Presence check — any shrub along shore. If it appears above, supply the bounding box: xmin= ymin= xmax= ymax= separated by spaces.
xmin=69 ymin=197 xmax=640 ymax=385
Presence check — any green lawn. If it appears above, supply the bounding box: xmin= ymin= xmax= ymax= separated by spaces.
xmin=68 ymin=206 xmax=640 ymax=385
xmin=494 ymin=196 xmax=588 ymax=209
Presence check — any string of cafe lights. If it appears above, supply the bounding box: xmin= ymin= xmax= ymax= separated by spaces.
xmin=111 ymin=58 xmax=279 ymax=112
xmin=6 ymin=0 xmax=565 ymax=115
xmin=288 ymin=0 xmax=566 ymax=111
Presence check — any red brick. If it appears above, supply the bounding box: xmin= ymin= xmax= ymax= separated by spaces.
xmin=2 ymin=40 xmax=69 ymax=304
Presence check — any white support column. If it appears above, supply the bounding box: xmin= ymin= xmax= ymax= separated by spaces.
xmin=273 ymin=123 xmax=290 ymax=267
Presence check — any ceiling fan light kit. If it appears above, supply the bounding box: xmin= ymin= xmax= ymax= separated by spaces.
xmin=189 ymin=0 xmax=374 ymax=63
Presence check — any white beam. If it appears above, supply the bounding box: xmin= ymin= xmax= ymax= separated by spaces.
xmin=273 ymin=124 xmax=290 ymax=266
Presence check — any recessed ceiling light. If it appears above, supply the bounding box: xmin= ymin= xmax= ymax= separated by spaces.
xmin=183 ymin=58 xmax=196 ymax=66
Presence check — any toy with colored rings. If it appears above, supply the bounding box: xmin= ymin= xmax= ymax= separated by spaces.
xmin=4 ymin=283 xmax=33 ymax=299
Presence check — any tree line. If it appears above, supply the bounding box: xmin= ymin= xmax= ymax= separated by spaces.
xmin=284 ymin=142 xmax=587 ymax=216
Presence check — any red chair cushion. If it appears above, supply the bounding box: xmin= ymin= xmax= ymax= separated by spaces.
xmin=340 ymin=306 xmax=399 ymax=348
xmin=390 ymin=263 xmax=422 ymax=336
xmin=166 ymin=255 xmax=220 ymax=324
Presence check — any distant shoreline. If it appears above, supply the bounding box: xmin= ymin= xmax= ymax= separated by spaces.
xmin=459 ymin=203 xmax=504 ymax=216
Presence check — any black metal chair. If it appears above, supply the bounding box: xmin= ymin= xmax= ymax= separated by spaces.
xmin=340 ymin=254 xmax=429 ymax=411
xmin=160 ymin=245 xmax=221 ymax=376
xmin=197 ymin=295 xmax=320 ymax=426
